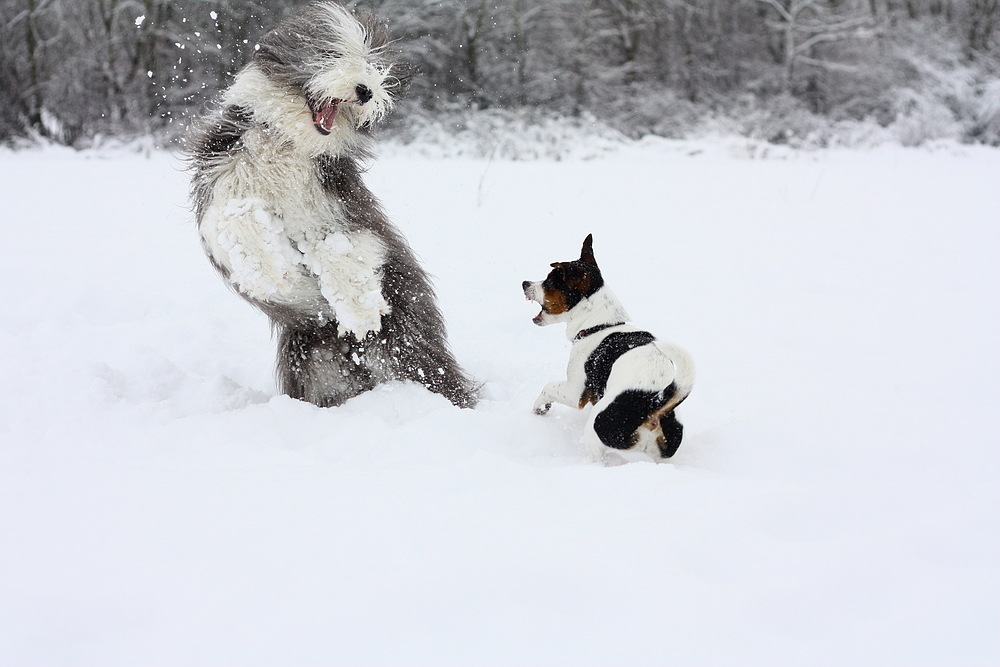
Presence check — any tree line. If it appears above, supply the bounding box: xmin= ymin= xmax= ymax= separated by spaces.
xmin=2 ymin=0 xmax=998 ymax=146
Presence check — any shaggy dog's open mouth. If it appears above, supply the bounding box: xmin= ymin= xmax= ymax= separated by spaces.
xmin=310 ymin=99 xmax=343 ymax=135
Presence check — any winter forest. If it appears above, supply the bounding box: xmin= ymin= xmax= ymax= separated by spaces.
xmin=2 ymin=0 xmax=1000 ymax=148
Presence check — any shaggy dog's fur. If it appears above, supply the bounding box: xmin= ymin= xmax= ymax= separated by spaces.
xmin=188 ymin=1 xmax=477 ymax=408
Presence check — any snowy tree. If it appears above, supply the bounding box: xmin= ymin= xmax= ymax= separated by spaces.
xmin=757 ymin=0 xmax=879 ymax=91
xmin=1 ymin=0 xmax=999 ymax=146
xmin=0 ymin=0 xmax=67 ymax=140
xmin=967 ymin=0 xmax=999 ymax=54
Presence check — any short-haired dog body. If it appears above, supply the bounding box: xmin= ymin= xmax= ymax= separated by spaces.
xmin=523 ymin=236 xmax=694 ymax=462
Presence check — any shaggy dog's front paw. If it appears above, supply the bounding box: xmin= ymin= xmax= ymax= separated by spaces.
xmin=214 ymin=198 xmax=299 ymax=299
xmin=250 ymin=252 xmax=298 ymax=299
xmin=304 ymin=230 xmax=391 ymax=337
xmin=327 ymin=290 xmax=389 ymax=338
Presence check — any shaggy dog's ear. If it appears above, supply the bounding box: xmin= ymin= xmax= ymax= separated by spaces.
xmin=580 ymin=234 xmax=597 ymax=266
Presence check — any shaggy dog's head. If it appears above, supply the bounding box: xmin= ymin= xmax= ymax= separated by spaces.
xmin=523 ymin=235 xmax=605 ymax=326
xmin=222 ymin=1 xmax=411 ymax=155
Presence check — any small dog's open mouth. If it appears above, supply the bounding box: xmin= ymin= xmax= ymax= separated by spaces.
xmin=523 ymin=283 xmax=545 ymax=324
xmin=526 ymin=296 xmax=546 ymax=324
xmin=310 ymin=99 xmax=342 ymax=135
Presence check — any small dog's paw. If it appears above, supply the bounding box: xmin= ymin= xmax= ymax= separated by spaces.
xmin=532 ymin=398 xmax=552 ymax=415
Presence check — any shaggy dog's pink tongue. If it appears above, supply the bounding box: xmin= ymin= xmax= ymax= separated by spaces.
xmin=311 ymin=100 xmax=341 ymax=135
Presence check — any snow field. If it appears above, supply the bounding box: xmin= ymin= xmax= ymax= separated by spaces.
xmin=0 ymin=137 xmax=997 ymax=665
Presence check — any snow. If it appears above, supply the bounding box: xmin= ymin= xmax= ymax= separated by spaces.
xmin=0 ymin=136 xmax=997 ymax=665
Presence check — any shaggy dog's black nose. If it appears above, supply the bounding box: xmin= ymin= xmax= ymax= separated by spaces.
xmin=355 ymin=84 xmax=373 ymax=104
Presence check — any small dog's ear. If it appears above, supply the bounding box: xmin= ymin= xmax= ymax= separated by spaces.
xmin=562 ymin=263 xmax=592 ymax=294
xmin=580 ymin=234 xmax=597 ymax=266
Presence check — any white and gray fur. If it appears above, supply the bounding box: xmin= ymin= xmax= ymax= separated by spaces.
xmin=188 ymin=1 xmax=477 ymax=408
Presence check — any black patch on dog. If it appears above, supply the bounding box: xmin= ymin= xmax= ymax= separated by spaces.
xmin=658 ymin=409 xmax=684 ymax=458
xmin=593 ymin=384 xmax=684 ymax=456
xmin=583 ymin=331 xmax=656 ymax=403
xmin=593 ymin=389 xmax=661 ymax=450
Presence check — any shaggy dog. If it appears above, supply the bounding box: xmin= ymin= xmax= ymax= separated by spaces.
xmin=188 ymin=1 xmax=477 ymax=408
xmin=523 ymin=235 xmax=694 ymax=462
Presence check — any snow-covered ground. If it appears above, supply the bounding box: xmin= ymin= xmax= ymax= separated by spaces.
xmin=1 ymin=136 xmax=997 ymax=665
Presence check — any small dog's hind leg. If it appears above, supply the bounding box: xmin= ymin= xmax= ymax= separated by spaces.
xmin=582 ymin=411 xmax=607 ymax=463
xmin=657 ymin=410 xmax=684 ymax=459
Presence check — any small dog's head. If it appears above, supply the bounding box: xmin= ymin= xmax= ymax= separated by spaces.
xmin=228 ymin=1 xmax=411 ymax=151
xmin=523 ymin=234 xmax=604 ymax=326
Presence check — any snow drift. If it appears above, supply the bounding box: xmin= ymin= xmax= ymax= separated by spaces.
xmin=0 ymin=136 xmax=997 ymax=665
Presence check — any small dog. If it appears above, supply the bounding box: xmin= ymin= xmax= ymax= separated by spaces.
xmin=188 ymin=1 xmax=477 ymax=408
xmin=523 ymin=235 xmax=694 ymax=462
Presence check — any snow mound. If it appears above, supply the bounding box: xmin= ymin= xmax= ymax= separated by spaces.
xmin=0 ymin=140 xmax=997 ymax=665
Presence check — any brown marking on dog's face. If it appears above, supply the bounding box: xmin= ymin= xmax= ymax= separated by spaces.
xmin=541 ymin=279 xmax=570 ymax=315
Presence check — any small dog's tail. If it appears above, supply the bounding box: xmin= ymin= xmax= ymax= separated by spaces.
xmin=648 ymin=341 xmax=695 ymax=459
xmin=655 ymin=340 xmax=695 ymax=411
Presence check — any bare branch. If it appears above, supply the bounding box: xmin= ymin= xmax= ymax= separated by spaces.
xmin=756 ymin=0 xmax=792 ymax=24
xmin=796 ymin=55 xmax=860 ymax=73
xmin=793 ymin=24 xmax=871 ymax=56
